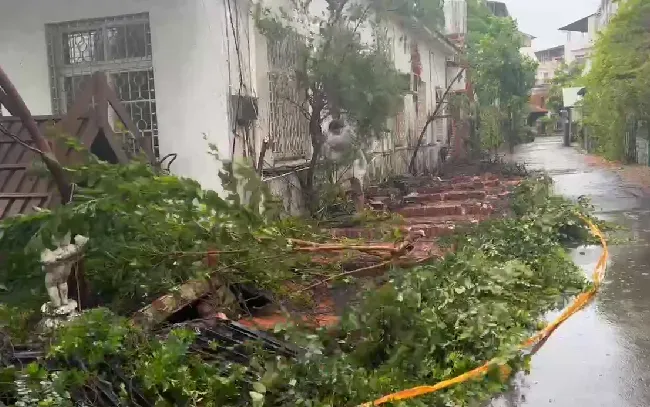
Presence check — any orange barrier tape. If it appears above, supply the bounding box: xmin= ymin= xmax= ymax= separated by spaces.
xmin=358 ymin=216 xmax=608 ymax=407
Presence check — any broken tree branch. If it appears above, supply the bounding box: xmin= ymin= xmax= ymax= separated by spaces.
xmin=257 ymin=136 xmax=270 ymax=176
xmin=298 ymin=259 xmax=394 ymax=292
xmin=0 ymin=122 xmax=44 ymax=156
xmin=408 ymin=67 xmax=466 ymax=175
xmin=297 ymin=230 xmax=427 ymax=291
xmin=294 ymin=243 xmax=402 ymax=254
xmin=287 ymin=238 xmax=322 ymax=247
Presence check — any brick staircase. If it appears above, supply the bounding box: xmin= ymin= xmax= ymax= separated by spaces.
xmin=238 ymin=174 xmax=522 ymax=330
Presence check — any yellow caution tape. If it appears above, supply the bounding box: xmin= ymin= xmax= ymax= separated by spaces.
xmin=358 ymin=216 xmax=608 ymax=406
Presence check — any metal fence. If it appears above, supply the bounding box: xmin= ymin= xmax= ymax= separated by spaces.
xmin=46 ymin=13 xmax=159 ymax=158
xmin=267 ymin=33 xmax=311 ymax=161
xmin=581 ymin=121 xmax=650 ymax=166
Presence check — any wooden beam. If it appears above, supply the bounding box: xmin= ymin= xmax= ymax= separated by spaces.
xmin=0 ymin=164 xmax=28 ymax=170
xmin=0 ymin=193 xmax=49 ymax=199
xmin=102 ymin=74 xmax=155 ymax=162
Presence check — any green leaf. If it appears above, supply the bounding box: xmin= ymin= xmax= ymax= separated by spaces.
xmin=250 ymin=391 xmax=265 ymax=407
xmin=253 ymin=382 xmax=267 ymax=394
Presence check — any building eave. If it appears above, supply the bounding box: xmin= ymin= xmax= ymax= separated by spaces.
xmin=421 ymin=23 xmax=462 ymax=55
xmin=486 ymin=1 xmax=510 ymax=18
xmin=558 ymin=14 xmax=595 ymax=32
xmin=534 ymin=44 xmax=565 ymax=58
xmin=388 ymin=12 xmax=461 ymax=56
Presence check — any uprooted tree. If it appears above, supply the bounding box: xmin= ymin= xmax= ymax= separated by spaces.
xmin=0 ymin=65 xmax=613 ymax=407
xmin=0 ymin=171 xmax=608 ymax=406
xmin=255 ymin=0 xmax=411 ymax=215
xmin=0 ymin=4 xmax=615 ymax=406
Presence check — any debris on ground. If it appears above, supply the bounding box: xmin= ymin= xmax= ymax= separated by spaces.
xmin=0 ymin=162 xmax=609 ymax=407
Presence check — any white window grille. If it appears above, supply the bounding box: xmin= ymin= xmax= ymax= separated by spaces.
xmin=267 ymin=33 xmax=311 ymax=160
xmin=435 ymin=87 xmax=448 ymax=115
xmin=435 ymin=87 xmax=446 ymax=142
xmin=46 ymin=13 xmax=159 ymax=158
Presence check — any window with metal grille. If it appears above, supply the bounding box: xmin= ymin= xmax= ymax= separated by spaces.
xmin=46 ymin=13 xmax=159 ymax=158
xmin=267 ymin=33 xmax=311 ymax=160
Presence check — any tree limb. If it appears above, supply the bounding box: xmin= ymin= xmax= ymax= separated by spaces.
xmin=294 ymin=243 xmax=403 ymax=254
xmin=408 ymin=67 xmax=466 ymax=175
xmin=0 ymin=122 xmax=44 ymax=156
xmin=278 ymin=93 xmax=311 ymax=119
xmin=257 ymin=136 xmax=270 ymax=176
xmin=298 ymin=259 xmax=393 ymax=292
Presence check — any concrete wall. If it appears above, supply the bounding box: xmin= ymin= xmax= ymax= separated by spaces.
xmin=444 ymin=0 xmax=467 ymax=36
xmin=0 ymin=0 xmax=253 ymax=193
xmin=536 ymin=60 xmax=562 ymax=85
xmin=596 ymin=0 xmax=620 ymax=32
xmin=257 ymin=0 xmax=456 ymax=179
xmin=563 ymin=30 xmax=590 ymax=65
xmin=520 ymin=46 xmax=537 ymax=61
xmin=1 ymin=0 xmax=458 ymax=207
xmin=637 ymin=137 xmax=648 ymax=167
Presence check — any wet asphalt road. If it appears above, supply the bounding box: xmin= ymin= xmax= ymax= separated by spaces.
xmin=491 ymin=136 xmax=650 ymax=407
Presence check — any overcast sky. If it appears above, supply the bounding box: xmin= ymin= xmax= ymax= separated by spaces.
xmin=502 ymin=0 xmax=601 ymax=50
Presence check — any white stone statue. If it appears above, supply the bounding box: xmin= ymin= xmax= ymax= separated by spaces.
xmin=40 ymin=233 xmax=89 ymax=310
xmin=322 ymin=117 xmax=368 ymax=212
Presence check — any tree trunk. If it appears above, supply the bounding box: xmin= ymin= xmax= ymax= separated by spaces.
xmin=408 ymin=68 xmax=466 ymax=175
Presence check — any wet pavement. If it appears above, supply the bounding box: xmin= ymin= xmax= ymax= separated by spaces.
xmin=490 ymin=136 xmax=650 ymax=407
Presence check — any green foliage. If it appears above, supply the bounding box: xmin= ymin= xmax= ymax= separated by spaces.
xmin=474 ymin=180 xmax=602 ymax=251
xmin=255 ymin=1 xmax=407 ymax=139
xmin=0 ymin=305 xmax=37 ymax=343
xmin=0 ymin=177 xmax=601 ymax=407
xmin=255 ymin=0 xmax=408 ymax=213
xmin=1 ymin=309 xmax=254 ymax=407
xmin=479 ymin=106 xmax=504 ymax=155
xmin=583 ymin=0 xmax=650 ymax=161
xmin=467 ymin=0 xmax=538 ymax=152
xmin=546 ymin=62 xmax=585 ymax=114
xmin=539 ymin=115 xmax=557 ymax=135
xmin=0 ymin=156 xmax=326 ymax=314
xmin=269 ymin=252 xmax=581 ymax=406
xmin=11 ymin=365 xmax=72 ymax=407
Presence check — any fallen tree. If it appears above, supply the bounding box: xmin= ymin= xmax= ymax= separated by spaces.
xmin=0 ymin=172 xmax=609 ymax=407
xmin=0 ymin=153 xmax=433 ymax=315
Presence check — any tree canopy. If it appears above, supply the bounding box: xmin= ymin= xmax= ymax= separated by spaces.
xmin=255 ymin=0 xmax=408 ymax=212
xmin=466 ymin=0 xmax=538 ymax=152
xmin=583 ymin=0 xmax=650 ymax=161
xmin=546 ymin=62 xmax=585 ymax=114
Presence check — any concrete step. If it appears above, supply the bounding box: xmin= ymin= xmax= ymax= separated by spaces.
xmin=397 ymin=201 xmax=494 ymax=218
xmin=404 ymin=190 xmax=488 ymax=204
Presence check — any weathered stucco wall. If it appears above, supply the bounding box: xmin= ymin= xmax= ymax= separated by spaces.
xmin=0 ymin=0 xmax=250 ymax=193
